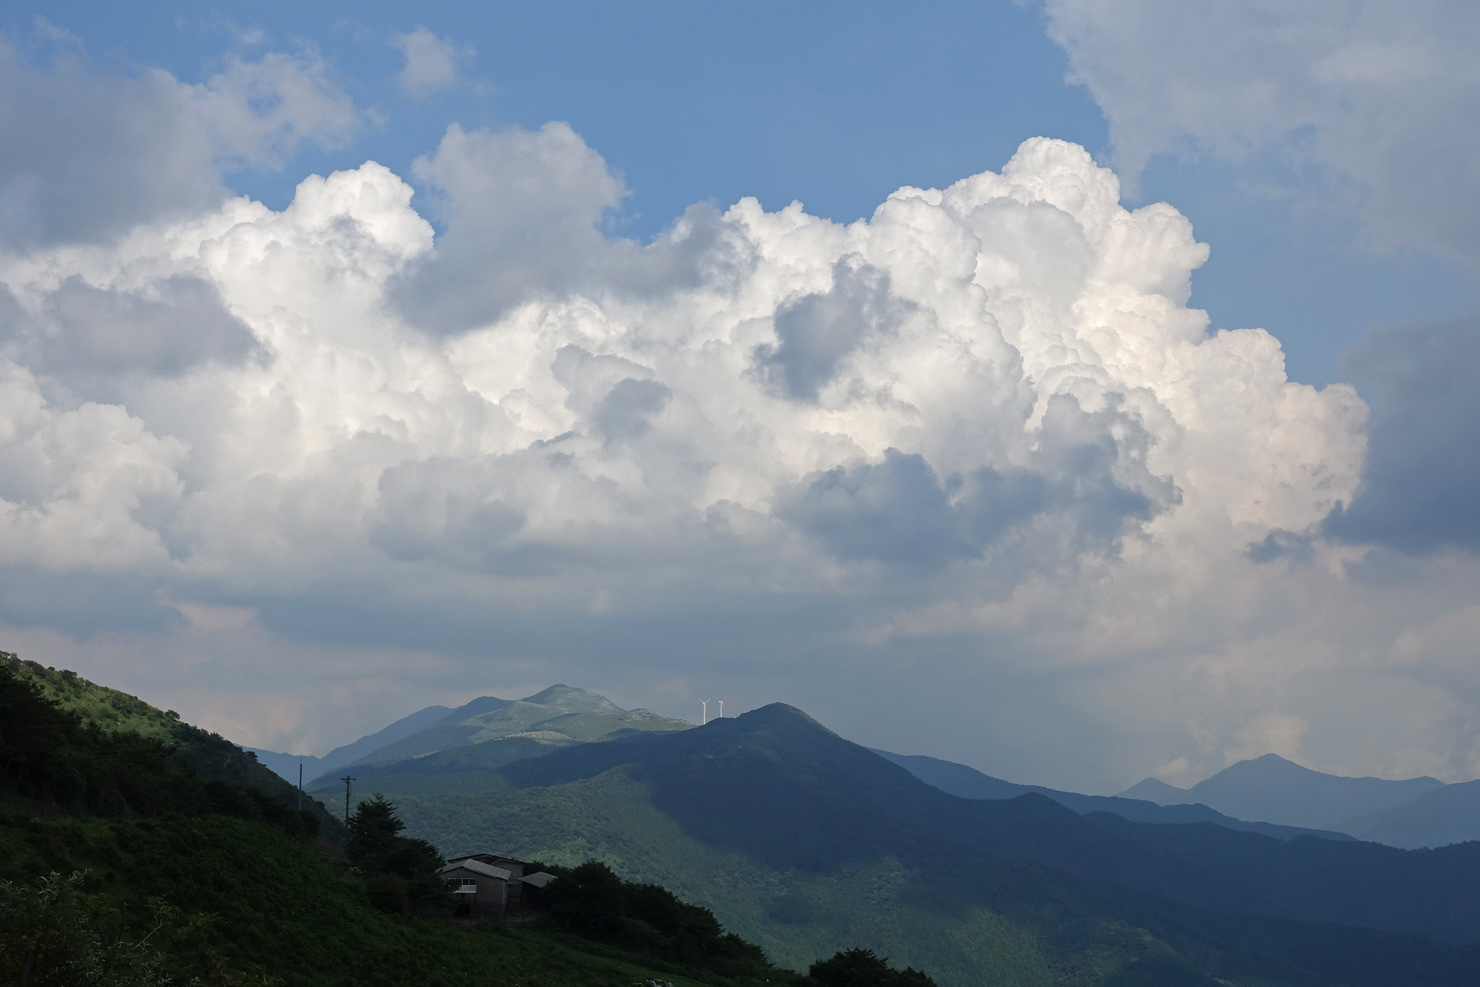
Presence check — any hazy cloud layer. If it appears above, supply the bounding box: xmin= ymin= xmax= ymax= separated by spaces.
xmin=1041 ymin=0 xmax=1480 ymax=266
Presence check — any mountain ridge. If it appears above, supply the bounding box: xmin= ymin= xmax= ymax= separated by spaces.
xmin=874 ymin=749 xmax=1353 ymax=841
xmin=390 ymin=701 xmax=1480 ymax=986
xmin=1119 ymin=752 xmax=1452 ymax=837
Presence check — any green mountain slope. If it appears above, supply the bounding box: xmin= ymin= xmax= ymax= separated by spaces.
xmin=387 ymin=704 xmax=1480 ymax=987
xmin=307 ymin=685 xmax=690 ymax=790
xmin=5 ymin=653 xmax=343 ymax=837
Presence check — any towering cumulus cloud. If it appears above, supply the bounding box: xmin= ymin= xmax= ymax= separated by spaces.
xmin=0 ymin=118 xmax=1392 ymax=787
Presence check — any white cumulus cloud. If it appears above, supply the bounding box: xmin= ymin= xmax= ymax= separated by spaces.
xmin=5 ymin=110 xmax=1441 ymax=791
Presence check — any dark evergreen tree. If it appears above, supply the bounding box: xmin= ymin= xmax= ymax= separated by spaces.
xmin=808 ymin=947 xmax=938 ymax=987
xmin=346 ymin=794 xmax=445 ymax=911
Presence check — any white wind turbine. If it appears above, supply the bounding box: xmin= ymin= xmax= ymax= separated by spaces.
xmin=699 ymin=699 xmax=710 ymax=724
xmin=717 ymin=700 xmax=724 ymax=718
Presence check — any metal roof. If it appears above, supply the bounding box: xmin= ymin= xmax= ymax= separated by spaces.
xmin=520 ymin=871 xmax=557 ymax=888
xmin=440 ymin=859 xmax=511 ymax=881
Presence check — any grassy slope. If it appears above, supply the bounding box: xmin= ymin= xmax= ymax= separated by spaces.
xmin=8 ymin=656 xmax=343 ymax=836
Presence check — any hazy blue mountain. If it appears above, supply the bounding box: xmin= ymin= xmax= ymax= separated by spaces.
xmin=246 ymin=702 xmax=456 ymax=784
xmin=1118 ymin=753 xmax=1445 ymax=831
xmin=391 ymin=703 xmax=1480 ymax=986
xmin=306 ymin=684 xmax=690 ymax=789
xmin=874 ymin=749 xmax=1352 ymax=841
xmin=1341 ymin=780 xmax=1480 ymax=849
xmin=1120 ymin=777 xmax=1191 ymax=804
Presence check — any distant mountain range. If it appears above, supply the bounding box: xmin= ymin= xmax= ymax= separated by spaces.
xmin=873 ymin=750 xmax=1351 ymax=841
xmin=1119 ymin=753 xmax=1479 ymax=848
xmin=265 ymin=693 xmax=1480 ymax=850
xmin=385 ymin=703 xmax=1480 ymax=986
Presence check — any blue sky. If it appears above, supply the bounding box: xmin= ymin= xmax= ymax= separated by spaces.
xmin=3 ymin=1 xmax=1479 ymax=791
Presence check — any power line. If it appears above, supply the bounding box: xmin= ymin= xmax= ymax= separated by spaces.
xmin=340 ymin=775 xmax=357 ymax=826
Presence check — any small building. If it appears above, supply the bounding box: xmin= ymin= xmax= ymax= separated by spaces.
xmin=440 ymin=858 xmax=511 ymax=916
xmin=443 ymin=853 xmax=558 ymax=920
xmin=449 ymin=854 xmax=532 ymax=904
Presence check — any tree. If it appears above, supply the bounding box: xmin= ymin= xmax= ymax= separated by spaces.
xmin=807 ymin=948 xmax=938 ymax=987
xmin=345 ymin=794 xmax=446 ymax=912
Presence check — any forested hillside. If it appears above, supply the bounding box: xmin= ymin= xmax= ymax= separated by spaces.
xmin=0 ymin=657 xmax=812 ymax=987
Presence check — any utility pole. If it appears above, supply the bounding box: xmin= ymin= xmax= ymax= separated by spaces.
xmin=341 ymin=775 xmax=357 ymax=826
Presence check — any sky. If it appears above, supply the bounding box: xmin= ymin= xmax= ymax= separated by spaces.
xmin=1 ymin=1 xmax=1478 ymax=794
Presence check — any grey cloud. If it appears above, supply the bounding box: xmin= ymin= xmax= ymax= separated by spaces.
xmin=595 ymin=378 xmax=672 ymax=446
xmin=1246 ymin=529 xmax=1317 ymax=565
xmin=1324 ymin=317 xmax=1480 ymax=553
xmin=0 ymin=35 xmax=360 ymax=248
xmin=954 ymin=466 xmax=1053 ymax=548
xmin=396 ymin=124 xmax=753 ymax=333
xmin=754 ymin=259 xmax=909 ymax=401
xmin=781 ymin=396 xmax=1168 ymax=569
xmin=781 ymin=450 xmax=971 ymax=568
xmin=1032 ymin=394 xmax=1165 ymax=551
xmin=34 ymin=275 xmax=258 ymax=377
xmin=370 ymin=457 xmax=526 ymax=569
xmin=0 ymin=568 xmax=181 ymax=636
